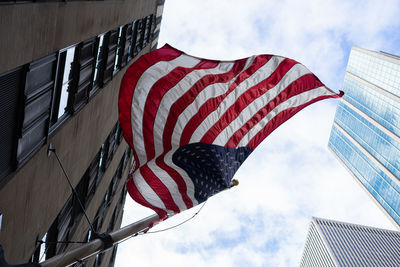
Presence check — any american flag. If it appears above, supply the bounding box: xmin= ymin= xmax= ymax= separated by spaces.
xmin=119 ymin=44 xmax=342 ymax=221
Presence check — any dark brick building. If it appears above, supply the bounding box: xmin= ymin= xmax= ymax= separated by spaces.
xmin=0 ymin=0 xmax=164 ymax=265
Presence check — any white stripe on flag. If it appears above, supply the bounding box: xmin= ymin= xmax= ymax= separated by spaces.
xmin=190 ymin=56 xmax=285 ymax=144
xmin=147 ymin=158 xmax=188 ymax=211
xmin=171 ymin=57 xmax=256 ymax=146
xmin=153 ymin=62 xmax=236 ymax=156
xmin=131 ymin=54 xmax=201 ymax=165
xmin=212 ymin=63 xmax=311 ymax=146
xmin=133 ymin=170 xmax=172 ymax=214
xmin=237 ymin=86 xmax=336 ymax=147
xmin=171 ymin=80 xmax=234 ymax=146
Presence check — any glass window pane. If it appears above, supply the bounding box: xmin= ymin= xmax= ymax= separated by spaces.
xmin=58 ymin=47 xmax=75 ymax=119
xmin=93 ymin=34 xmax=104 ymax=88
xmin=114 ymin=26 xmax=123 ymax=73
xmin=39 ymin=233 xmax=47 ymax=262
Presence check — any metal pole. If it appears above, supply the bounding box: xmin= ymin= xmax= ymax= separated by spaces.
xmin=40 ymin=213 xmax=159 ymax=267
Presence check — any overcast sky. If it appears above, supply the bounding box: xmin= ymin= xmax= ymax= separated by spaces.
xmin=116 ymin=1 xmax=400 ymax=266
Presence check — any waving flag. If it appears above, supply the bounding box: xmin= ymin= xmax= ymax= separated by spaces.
xmin=119 ymin=44 xmax=342 ymax=221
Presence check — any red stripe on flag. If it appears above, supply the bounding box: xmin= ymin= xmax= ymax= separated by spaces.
xmin=226 ymin=73 xmax=325 ymax=147
xmin=246 ymin=93 xmax=342 ymax=149
xmin=179 ymin=55 xmax=271 ymax=146
xmin=162 ymin=60 xmax=248 ymax=152
xmin=127 ymin=178 xmax=168 ymax=220
xmin=140 ymin=164 xmax=181 ymax=214
xmin=155 ymin=155 xmax=194 ymax=209
xmin=200 ymin=58 xmax=297 ymax=144
xmin=119 ymin=44 xmax=182 ymax=169
xmin=142 ymin=60 xmax=219 ymax=161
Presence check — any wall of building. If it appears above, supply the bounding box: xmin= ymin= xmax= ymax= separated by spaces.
xmin=306 ymin=217 xmax=400 ymax=266
xmin=300 ymin=220 xmax=337 ymax=267
xmin=328 ymin=47 xmax=400 ymax=230
xmin=0 ymin=1 xmax=154 ymax=74
xmin=0 ymin=1 xmax=158 ymax=264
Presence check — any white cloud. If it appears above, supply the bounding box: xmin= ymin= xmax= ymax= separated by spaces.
xmin=116 ymin=101 xmax=397 ymax=267
xmin=115 ymin=1 xmax=400 ymax=266
xmin=158 ymin=0 xmax=400 ymax=88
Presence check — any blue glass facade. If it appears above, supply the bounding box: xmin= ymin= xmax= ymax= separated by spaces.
xmin=329 ymin=47 xmax=400 ymax=227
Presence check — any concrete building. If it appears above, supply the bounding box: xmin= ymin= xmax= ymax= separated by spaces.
xmin=328 ymin=47 xmax=400 ymax=229
xmin=300 ymin=217 xmax=400 ymax=267
xmin=0 ymin=0 xmax=164 ymax=265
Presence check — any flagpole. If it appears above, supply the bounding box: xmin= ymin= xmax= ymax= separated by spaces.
xmin=40 ymin=213 xmax=159 ymax=267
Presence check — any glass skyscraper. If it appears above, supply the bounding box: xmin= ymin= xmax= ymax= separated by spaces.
xmin=300 ymin=217 xmax=400 ymax=266
xmin=328 ymin=46 xmax=400 ymax=228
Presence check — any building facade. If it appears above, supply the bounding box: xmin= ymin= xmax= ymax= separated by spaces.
xmin=0 ymin=0 xmax=164 ymax=265
xmin=328 ymin=47 xmax=400 ymax=228
xmin=300 ymin=217 xmax=400 ymax=266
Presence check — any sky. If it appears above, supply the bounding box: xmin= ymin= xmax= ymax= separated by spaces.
xmin=116 ymin=0 xmax=400 ymax=266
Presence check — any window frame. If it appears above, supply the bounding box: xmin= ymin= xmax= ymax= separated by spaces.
xmin=0 ymin=66 xmax=25 ymax=180
xmin=48 ymin=44 xmax=78 ymax=136
xmin=69 ymin=37 xmax=96 ymax=113
xmin=91 ymin=33 xmax=106 ymax=96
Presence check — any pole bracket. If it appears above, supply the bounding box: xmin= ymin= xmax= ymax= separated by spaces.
xmin=94 ymin=233 xmax=113 ymax=250
xmin=47 ymin=143 xmax=54 ymax=157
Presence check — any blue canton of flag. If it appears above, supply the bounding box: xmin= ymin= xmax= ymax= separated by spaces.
xmin=172 ymin=143 xmax=252 ymax=203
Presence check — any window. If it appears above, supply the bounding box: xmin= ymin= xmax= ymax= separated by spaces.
xmin=114 ymin=26 xmax=124 ymax=73
xmin=69 ymin=37 xmax=96 ymax=113
xmin=109 ymin=174 xmax=118 ymax=198
xmin=114 ymin=186 xmax=127 ymax=221
xmin=92 ymin=217 xmax=99 ymax=233
xmin=30 ymin=233 xmax=46 ymax=263
xmin=45 ymin=196 xmax=73 ymax=259
xmin=126 ymin=147 xmax=133 ymax=160
xmin=104 ymin=186 xmax=111 ymax=206
xmin=92 ymin=34 xmax=105 ymax=94
xmin=125 ymin=23 xmax=133 ymax=63
xmin=103 ymin=29 xmax=118 ymax=85
xmin=86 ymin=229 xmax=93 ymax=242
xmin=49 ymin=45 xmax=76 ymax=133
xmin=98 ymin=122 xmax=120 ymax=182
xmin=108 ymin=246 xmax=118 ymax=267
xmin=115 ymin=122 xmax=123 ymax=146
xmin=112 ymin=185 xmax=128 ymax=231
xmin=143 ymin=15 xmax=153 ymax=47
xmin=17 ymin=54 xmax=57 ymax=166
xmin=150 ymin=14 xmax=156 ymax=41
xmin=0 ymin=66 xmax=23 ymax=180
xmin=99 ymin=142 xmax=109 ymax=172
xmin=87 ymin=151 xmax=100 ymax=198
xmin=122 ymin=147 xmax=131 ymax=172
xmin=95 ymin=199 xmax=107 ymax=230
xmin=103 ymin=125 xmax=119 ymax=170
xmin=107 ymin=209 xmax=117 ymax=233
xmin=75 ymin=174 xmax=89 ymax=208
xmin=118 ymin=185 xmax=127 ymax=207
xmin=116 ymin=23 xmax=133 ymax=69
xmin=58 ymin=48 xmax=75 ymax=118
xmin=94 ymin=252 xmax=104 ymax=267
xmin=130 ymin=20 xmax=138 ymax=58
xmin=94 ymin=151 xmax=126 ymax=235
xmin=108 ymin=124 xmax=118 ymax=158
xmin=133 ymin=18 xmax=144 ymax=56
xmin=55 ymin=197 xmax=73 ymax=254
